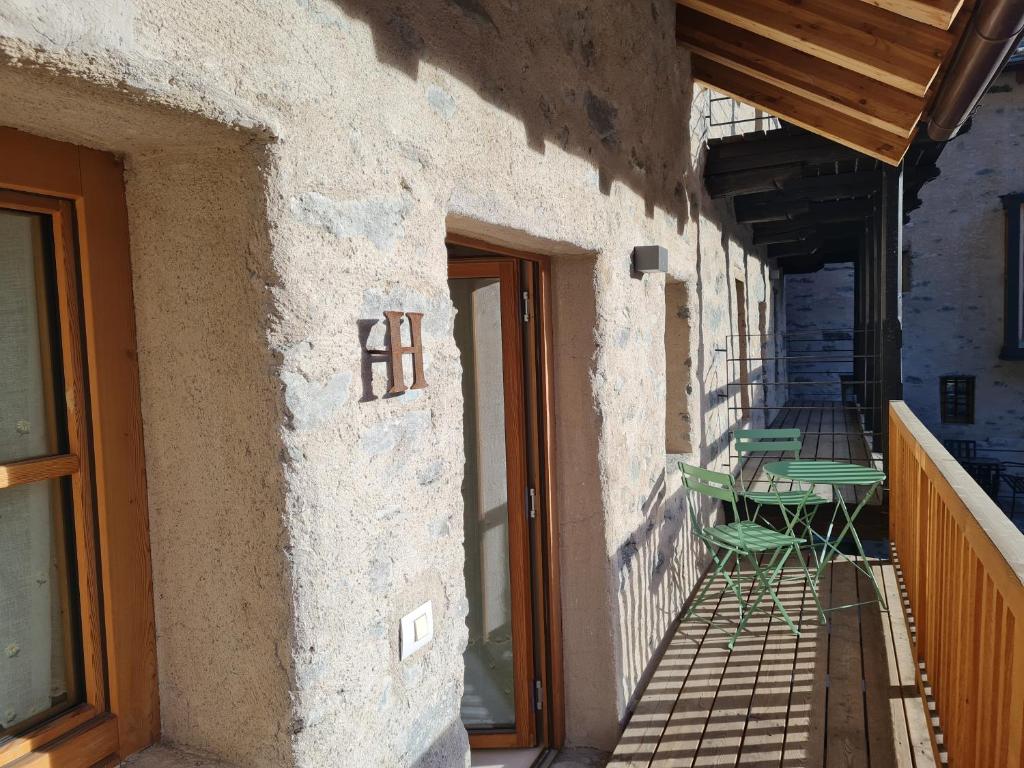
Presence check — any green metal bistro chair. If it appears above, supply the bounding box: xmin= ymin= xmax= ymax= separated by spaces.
xmin=734 ymin=428 xmax=828 ymax=534
xmin=680 ymin=462 xmax=817 ymax=648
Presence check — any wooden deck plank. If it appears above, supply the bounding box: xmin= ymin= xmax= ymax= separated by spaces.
xmin=825 ymin=562 xmax=870 ymax=768
xmin=611 ymin=558 xmax=937 ymax=768
xmin=691 ymin=595 xmax=773 ymax=766
xmin=652 ymin=620 xmax=741 ymax=763
xmin=735 ymin=567 xmax=806 ymax=765
xmin=879 ymin=559 xmax=939 ymax=767
xmin=609 ymin=579 xmax=732 ymax=767
xmin=650 ymin=565 xmax=760 ymax=766
xmin=860 ymin=561 xmax=917 ymax=765
xmin=858 ymin=566 xmax=911 ymax=767
xmin=783 ymin=560 xmax=830 ymax=767
xmin=692 ymin=555 xmax=801 ymax=766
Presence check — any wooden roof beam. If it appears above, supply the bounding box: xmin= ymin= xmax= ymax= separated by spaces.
xmin=678 ymin=0 xmax=955 ymax=96
xmin=693 ymin=57 xmax=909 ymax=164
xmin=811 ymin=199 xmax=876 ymax=222
xmin=753 ymin=224 xmax=815 ymax=244
xmin=769 ymin=240 xmax=823 ymax=259
xmin=706 ymin=163 xmax=803 ymax=198
xmin=753 ymin=219 xmax=865 ymax=245
xmin=707 ymin=140 xmax=856 ymax=175
xmin=769 ymin=171 xmax=883 ymax=201
xmin=856 ymin=0 xmax=965 ymax=30
xmin=677 ymin=8 xmax=923 ymax=136
xmin=735 ymin=197 xmax=810 ymax=224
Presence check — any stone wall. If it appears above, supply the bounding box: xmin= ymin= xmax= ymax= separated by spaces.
xmin=903 ymin=70 xmax=1024 ymax=465
xmin=0 ymin=2 xmax=779 ymax=766
xmin=785 ymin=264 xmax=856 ymax=402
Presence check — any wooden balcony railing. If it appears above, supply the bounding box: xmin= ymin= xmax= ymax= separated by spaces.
xmin=889 ymin=401 xmax=1024 ymax=767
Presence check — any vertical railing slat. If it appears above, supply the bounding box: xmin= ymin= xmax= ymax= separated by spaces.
xmin=889 ymin=402 xmax=1024 ymax=768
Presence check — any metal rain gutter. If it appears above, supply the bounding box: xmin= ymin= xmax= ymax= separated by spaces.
xmin=927 ymin=0 xmax=1024 ymax=141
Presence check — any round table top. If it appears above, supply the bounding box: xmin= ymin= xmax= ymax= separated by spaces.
xmin=764 ymin=460 xmax=886 ymax=486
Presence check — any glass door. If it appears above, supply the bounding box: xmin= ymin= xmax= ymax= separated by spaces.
xmin=449 ymin=258 xmax=537 ymax=749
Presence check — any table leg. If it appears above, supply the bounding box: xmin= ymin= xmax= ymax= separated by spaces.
xmin=815 ymin=481 xmax=888 ymax=612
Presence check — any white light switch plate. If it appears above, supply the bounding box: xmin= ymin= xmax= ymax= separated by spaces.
xmin=400 ymin=600 xmax=433 ymax=660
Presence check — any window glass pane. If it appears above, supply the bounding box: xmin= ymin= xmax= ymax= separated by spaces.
xmin=0 ymin=209 xmax=67 ymax=463
xmin=451 ymin=277 xmax=517 ymax=730
xmin=0 ymin=478 xmax=82 ymax=738
xmin=0 ymin=206 xmax=80 ymax=739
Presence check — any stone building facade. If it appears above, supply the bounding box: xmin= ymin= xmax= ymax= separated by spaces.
xmin=902 ymin=68 xmax=1024 ymax=469
xmin=784 ymin=264 xmax=856 ymax=403
xmin=0 ymin=3 xmax=783 ymax=767
xmin=783 ymin=67 xmax=1024 ymax=511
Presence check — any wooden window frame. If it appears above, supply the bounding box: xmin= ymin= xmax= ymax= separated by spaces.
xmin=1000 ymin=194 xmax=1024 ymax=360
xmin=939 ymin=375 xmax=975 ymax=425
xmin=0 ymin=128 xmax=158 ymax=766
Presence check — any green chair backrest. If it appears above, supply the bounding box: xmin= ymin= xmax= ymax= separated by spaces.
xmin=735 ymin=428 xmax=802 ymax=457
xmin=680 ymin=462 xmax=739 ymax=529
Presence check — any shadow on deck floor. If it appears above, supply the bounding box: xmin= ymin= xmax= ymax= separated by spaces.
xmin=607 ymin=557 xmax=936 ymax=768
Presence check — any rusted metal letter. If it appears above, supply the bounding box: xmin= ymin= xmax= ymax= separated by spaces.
xmin=383 ymin=310 xmax=427 ymax=394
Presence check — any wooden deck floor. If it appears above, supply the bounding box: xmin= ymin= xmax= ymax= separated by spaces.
xmin=738 ymin=401 xmax=881 ymax=507
xmin=608 ymin=557 xmax=935 ymax=768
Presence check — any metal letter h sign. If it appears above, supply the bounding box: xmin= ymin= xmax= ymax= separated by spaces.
xmin=383 ymin=311 xmax=427 ymax=394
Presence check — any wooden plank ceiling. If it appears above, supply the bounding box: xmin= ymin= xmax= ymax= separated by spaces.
xmin=703 ymin=125 xmax=949 ymax=273
xmin=677 ymin=0 xmax=972 ymax=164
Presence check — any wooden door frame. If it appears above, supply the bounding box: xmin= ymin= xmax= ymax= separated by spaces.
xmin=449 ymin=257 xmax=536 ymax=749
xmin=447 ymin=234 xmax=565 ymax=750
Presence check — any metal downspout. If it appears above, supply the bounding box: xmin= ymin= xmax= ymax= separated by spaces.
xmin=927 ymin=0 xmax=1024 ymax=141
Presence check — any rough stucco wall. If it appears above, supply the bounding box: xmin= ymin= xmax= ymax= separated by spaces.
xmin=0 ymin=52 xmax=293 ymax=767
xmin=903 ymin=71 xmax=1024 ymax=460
xmin=0 ymin=1 xmax=779 ymax=765
xmin=126 ymin=148 xmax=294 ymax=766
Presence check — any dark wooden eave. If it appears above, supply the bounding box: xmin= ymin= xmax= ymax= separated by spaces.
xmin=706 ymin=125 xmax=950 ymax=273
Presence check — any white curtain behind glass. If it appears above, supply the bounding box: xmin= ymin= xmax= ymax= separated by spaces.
xmin=0 ymin=211 xmax=63 ymax=730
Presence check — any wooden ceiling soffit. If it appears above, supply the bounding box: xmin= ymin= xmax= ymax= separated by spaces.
xmin=714 ymin=167 xmax=884 ymax=201
xmin=693 ymin=58 xmax=909 ymax=164
xmin=678 ymin=0 xmax=966 ymax=165
xmin=707 ymin=134 xmax=856 ymax=175
xmin=705 ymin=163 xmax=802 ymax=198
xmin=859 ymin=0 xmax=964 ymax=31
xmin=677 ymin=9 xmax=922 ymax=136
xmin=753 ymin=224 xmax=816 ymax=245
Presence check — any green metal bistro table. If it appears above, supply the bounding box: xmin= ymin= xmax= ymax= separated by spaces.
xmin=763 ymin=460 xmax=887 ymax=613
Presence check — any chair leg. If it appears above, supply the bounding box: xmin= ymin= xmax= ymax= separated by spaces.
xmin=794 ymin=543 xmax=826 ymax=624
xmin=725 ymin=554 xmax=763 ymax=648
xmin=724 ymin=550 xmax=796 ymax=649
xmin=684 ymin=546 xmax=736 ymax=621
xmin=751 ymin=549 xmax=801 ymax=638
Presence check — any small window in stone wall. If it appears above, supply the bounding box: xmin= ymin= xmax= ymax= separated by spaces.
xmin=665 ymin=281 xmax=692 ymax=454
xmin=940 ymin=375 xmax=975 ymax=424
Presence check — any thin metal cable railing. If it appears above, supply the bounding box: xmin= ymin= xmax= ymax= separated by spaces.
xmin=697 ymin=92 xmax=782 ymax=146
xmin=718 ymin=328 xmax=885 ymax=501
